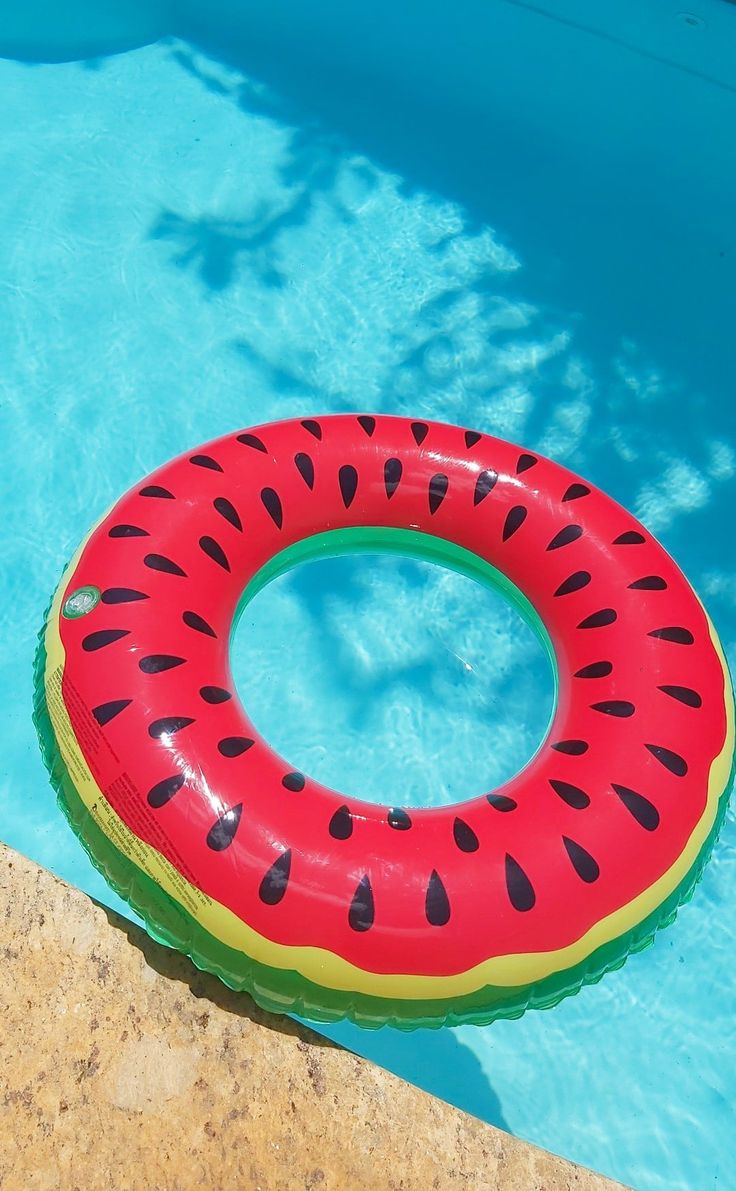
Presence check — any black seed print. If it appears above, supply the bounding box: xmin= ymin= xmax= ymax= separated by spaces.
xmin=236 ymin=433 xmax=267 ymax=453
xmin=551 ymin=740 xmax=589 ymax=755
xmin=144 ymin=554 xmax=187 ymax=577
xmin=614 ymin=530 xmax=645 ymax=545
xmin=218 ymin=737 xmax=254 ymax=758
xmin=411 ymin=421 xmax=429 ymax=445
xmin=294 ymin=453 xmax=315 ymax=490
xmin=428 ymin=473 xmax=449 ymax=514
xmin=357 ymin=415 xmax=376 ymax=437
xmin=148 ymin=716 xmax=194 ymax=739
xmin=562 ymin=483 xmax=590 ymax=502
xmin=261 ymin=487 xmax=283 ymax=529
xmin=139 ymin=655 xmax=186 ymax=674
xmin=517 ymin=453 xmax=537 ymax=473
xmin=199 ymin=686 xmax=231 ymax=704
xmin=425 ymin=870 xmax=451 ymax=926
xmin=549 ymin=779 xmax=590 ymax=809
xmin=213 ymin=496 xmax=242 ymax=531
xmin=574 ymin=660 xmax=613 ymax=678
xmin=101 ymin=588 xmax=148 ymax=604
xmin=259 ymin=850 xmax=292 ymax=904
xmin=282 ymin=771 xmax=305 ymax=791
xmin=301 ymin=419 xmax=322 ymax=440
xmin=109 ymin=524 xmax=149 ymax=538
xmin=629 ymin=576 xmax=667 ymax=590
xmin=474 ymin=469 xmax=498 ymax=506
xmin=82 ymin=628 xmax=130 ymax=652
xmin=648 ymin=626 xmax=694 ymax=644
xmin=339 ymin=465 xmax=358 ymax=509
xmin=206 ymin=804 xmax=243 ymax=851
xmin=505 ymin=855 xmax=535 ymax=911
xmin=577 ymin=608 xmax=617 ymax=629
xmin=645 ymin=744 xmax=688 ymax=777
xmin=658 ymin=685 xmax=702 ymax=708
xmin=388 ymin=807 xmax=412 ymax=830
xmin=591 ymin=700 xmax=635 ymax=717
xmin=547 ymin=525 xmax=583 ymax=550
xmin=329 ymin=805 xmax=353 ymax=840
xmin=147 ymin=774 xmax=185 ymax=808
xmin=453 ymin=818 xmax=479 ymax=853
xmin=384 ymin=458 xmax=402 ymax=499
xmin=464 ymin=430 xmax=482 ymax=449
xmin=199 ymin=535 xmax=230 ymax=572
xmin=612 ymin=783 xmax=660 ymax=831
xmin=554 ymin=571 xmax=591 ymax=597
xmin=563 ymin=837 xmax=600 ymax=883
xmin=503 ymin=506 xmax=527 ymax=541
xmin=139 ymin=485 xmax=175 ymax=499
xmin=92 ymin=699 xmax=131 ymax=726
xmin=183 ymin=610 xmax=217 ymax=638
xmin=349 ymin=876 xmax=375 ymax=932
xmin=486 ymin=794 xmax=517 ymax=812
xmin=190 ymin=454 xmax=223 ymax=472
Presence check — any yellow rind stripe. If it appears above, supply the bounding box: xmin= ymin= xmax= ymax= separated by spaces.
xmin=45 ymin=540 xmax=735 ymax=999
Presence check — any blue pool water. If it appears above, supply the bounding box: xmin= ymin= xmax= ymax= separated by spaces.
xmin=1 ymin=2 xmax=735 ymax=1186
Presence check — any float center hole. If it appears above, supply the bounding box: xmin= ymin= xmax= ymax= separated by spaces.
xmin=232 ymin=542 xmax=554 ymax=809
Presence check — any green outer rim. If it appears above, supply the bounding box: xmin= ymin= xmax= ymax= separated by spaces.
xmin=32 ymin=530 xmax=735 ymax=1030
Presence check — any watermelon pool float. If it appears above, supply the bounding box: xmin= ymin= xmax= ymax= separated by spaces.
xmin=33 ymin=415 xmax=734 ymax=1028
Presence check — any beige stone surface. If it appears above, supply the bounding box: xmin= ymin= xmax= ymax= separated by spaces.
xmin=0 ymin=844 xmax=625 ymax=1190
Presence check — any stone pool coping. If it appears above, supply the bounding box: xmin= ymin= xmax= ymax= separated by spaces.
xmin=0 ymin=844 xmax=625 ymax=1190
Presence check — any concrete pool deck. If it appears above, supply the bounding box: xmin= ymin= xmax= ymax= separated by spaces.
xmin=0 ymin=843 xmax=625 ymax=1190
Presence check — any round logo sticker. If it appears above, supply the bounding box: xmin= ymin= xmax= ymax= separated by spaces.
xmin=62 ymin=585 xmax=101 ymax=619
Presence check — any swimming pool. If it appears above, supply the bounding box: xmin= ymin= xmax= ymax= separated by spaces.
xmin=2 ymin=1 xmax=735 ymax=1185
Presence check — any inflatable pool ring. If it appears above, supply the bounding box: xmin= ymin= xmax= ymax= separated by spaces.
xmin=34 ymin=415 xmax=734 ymax=1028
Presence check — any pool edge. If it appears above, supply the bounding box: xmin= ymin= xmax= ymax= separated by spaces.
xmin=0 ymin=841 xmax=628 ymax=1190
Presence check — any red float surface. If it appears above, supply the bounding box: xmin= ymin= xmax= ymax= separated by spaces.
xmin=56 ymin=415 xmax=730 ymax=977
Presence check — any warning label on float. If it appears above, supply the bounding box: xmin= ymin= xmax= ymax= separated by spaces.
xmin=46 ymin=664 xmax=212 ymax=919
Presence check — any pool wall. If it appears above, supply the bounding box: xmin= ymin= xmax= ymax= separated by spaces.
xmin=179 ymin=0 xmax=735 ymax=385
